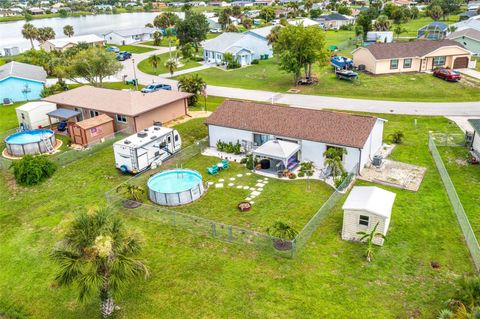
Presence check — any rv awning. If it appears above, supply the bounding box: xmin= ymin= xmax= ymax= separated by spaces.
xmin=47 ymin=108 xmax=81 ymax=120
xmin=253 ymin=140 xmax=300 ymax=161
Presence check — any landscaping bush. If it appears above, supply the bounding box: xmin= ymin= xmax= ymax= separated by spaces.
xmin=251 ymin=59 xmax=259 ymax=65
xmin=216 ymin=140 xmax=241 ymax=154
xmin=245 ymin=154 xmax=256 ymax=170
xmin=298 ymin=171 xmax=305 ymax=177
xmin=240 ymin=157 xmax=248 ymax=164
xmin=390 ymin=130 xmax=405 ymax=144
xmin=10 ymin=155 xmax=57 ymax=186
xmin=288 ymin=172 xmax=296 ymax=179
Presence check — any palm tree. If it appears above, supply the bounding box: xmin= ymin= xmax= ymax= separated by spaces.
xmin=323 ymin=147 xmax=346 ymax=179
xmin=304 ymin=0 xmax=313 ymax=12
xmin=267 ymin=26 xmax=281 ymax=63
xmin=22 ymin=23 xmax=38 ymax=49
xmin=148 ymin=54 xmax=161 ymax=74
xmin=267 ymin=221 xmax=298 ymax=239
xmin=356 ymin=222 xmax=386 ymax=262
xmin=152 ymin=30 xmax=163 ymax=46
xmin=299 ymin=161 xmax=314 ymax=191
xmin=393 ymin=23 xmax=406 ymax=40
xmin=63 ymin=25 xmax=74 ymax=37
xmin=51 ymin=207 xmax=149 ymax=318
xmin=36 ymin=27 xmax=56 ymax=44
xmin=165 ymin=58 xmax=178 ymax=76
xmin=164 ymin=27 xmax=175 ymax=59
xmin=177 ymin=74 xmax=207 ymax=105
xmin=116 ymin=183 xmax=145 ymax=202
xmin=373 ymin=15 xmax=391 ymax=31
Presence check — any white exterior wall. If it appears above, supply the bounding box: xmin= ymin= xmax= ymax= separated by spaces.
xmin=301 ymin=140 xmax=327 ymax=169
xmin=235 ymin=35 xmax=272 ymax=60
xmin=208 ymin=125 xmax=253 ymax=146
xmin=360 ymin=119 xmax=385 ymax=170
xmin=104 ymin=32 xmax=152 ymax=45
xmin=341 ymin=209 xmax=388 ymax=246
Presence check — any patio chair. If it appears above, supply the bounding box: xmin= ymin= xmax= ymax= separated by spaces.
xmin=207 ymin=165 xmax=218 ymax=175
xmin=220 ymin=159 xmax=229 ymax=170
xmin=2 ymin=98 xmax=13 ymax=105
xmin=57 ymin=121 xmax=67 ymax=132
xmin=319 ymin=166 xmax=332 ymax=179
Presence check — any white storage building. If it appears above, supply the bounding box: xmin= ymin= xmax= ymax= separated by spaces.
xmin=341 ymin=186 xmax=396 ymax=246
xmin=16 ymin=101 xmax=57 ymax=130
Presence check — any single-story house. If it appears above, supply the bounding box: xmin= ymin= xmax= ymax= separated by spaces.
xmin=28 ymin=7 xmax=44 ymax=15
xmin=452 ymin=15 xmax=480 ymax=33
xmin=244 ymin=25 xmax=276 ymax=41
xmin=103 ymin=27 xmax=156 ymax=45
xmin=231 ymin=1 xmax=253 ymax=6
xmin=69 ymin=114 xmax=115 ymax=146
xmin=392 ymin=0 xmax=415 ymax=6
xmin=208 ymin=17 xmax=222 ymax=30
xmin=204 ymin=100 xmax=385 ymax=174
xmin=316 ymin=13 xmax=355 ymax=29
xmin=459 ymin=11 xmax=478 ymax=21
xmin=366 ymin=31 xmax=394 ymax=43
xmin=209 ymin=1 xmax=231 ymax=7
xmin=352 ymin=40 xmax=471 ymax=74
xmin=255 ymin=0 xmax=274 ymax=5
xmin=203 ymin=32 xmax=272 ymax=66
xmin=288 ymin=18 xmax=321 ymax=27
xmin=0 ymin=62 xmax=47 ymax=102
xmin=447 ymin=28 xmax=480 ymax=55
xmin=417 ymin=22 xmax=449 ymax=40
xmin=42 ymin=86 xmax=192 ymax=133
xmin=341 ymin=186 xmax=396 ymax=246
xmin=41 ymin=34 xmax=105 ymax=52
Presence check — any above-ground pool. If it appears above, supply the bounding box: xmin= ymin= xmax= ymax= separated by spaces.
xmin=148 ymin=169 xmax=205 ymax=206
xmin=4 ymin=129 xmax=56 ymax=157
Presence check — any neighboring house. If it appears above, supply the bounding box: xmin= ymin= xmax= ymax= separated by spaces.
xmin=0 ymin=62 xmax=47 ymax=102
xmin=392 ymin=0 xmax=414 ymax=6
xmin=203 ymin=32 xmax=272 ymax=66
xmin=459 ymin=11 xmax=477 ymax=21
xmin=95 ymin=4 xmax=113 ymax=10
xmin=208 ymin=17 xmax=222 ymax=30
xmin=316 ymin=13 xmax=355 ymax=29
xmin=209 ymin=1 xmax=231 ymax=6
xmin=231 ymin=0 xmax=253 ymax=6
xmin=28 ymin=7 xmax=44 ymax=14
xmin=254 ymin=0 xmax=274 ymax=5
xmin=341 ymin=186 xmax=396 ymax=246
xmin=352 ymin=40 xmax=471 ymax=74
xmin=468 ymin=1 xmax=480 ymax=12
xmin=103 ymin=27 xmax=156 ymax=45
xmin=447 ymin=28 xmax=480 ymax=55
xmin=244 ymin=25 xmax=277 ymax=41
xmin=366 ymin=31 xmax=393 ymax=43
xmin=452 ymin=15 xmax=480 ymax=33
xmin=417 ymin=22 xmax=449 ymax=40
xmin=42 ymin=86 xmax=192 ymax=133
xmin=41 ymin=34 xmax=105 ymax=52
xmin=204 ymin=100 xmax=385 ymax=174
xmin=288 ymin=18 xmax=321 ymax=27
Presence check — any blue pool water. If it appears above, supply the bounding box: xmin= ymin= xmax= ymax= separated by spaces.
xmin=148 ymin=169 xmax=202 ymax=193
xmin=5 ymin=129 xmax=54 ymax=144
xmin=0 ymin=77 xmax=44 ymax=102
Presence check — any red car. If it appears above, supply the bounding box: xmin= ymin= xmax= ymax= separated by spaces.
xmin=433 ymin=68 xmax=461 ymax=82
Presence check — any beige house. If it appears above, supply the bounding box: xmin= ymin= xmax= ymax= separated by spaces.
xmin=43 ymin=86 xmax=192 ymax=133
xmin=352 ymin=40 xmax=471 ymax=74
xmin=341 ymin=186 xmax=396 ymax=246
xmin=41 ymin=34 xmax=105 ymax=52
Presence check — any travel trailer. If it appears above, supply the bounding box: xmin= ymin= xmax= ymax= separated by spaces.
xmin=113 ymin=124 xmax=181 ymax=174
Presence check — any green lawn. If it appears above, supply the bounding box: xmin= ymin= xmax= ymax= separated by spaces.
xmin=185 ymin=59 xmax=480 ymax=102
xmin=438 ymin=146 xmax=480 ymax=239
xmin=401 ymin=15 xmax=459 ymax=37
xmin=0 ymin=96 xmax=476 ymax=318
xmin=137 ymin=50 xmax=202 ymax=75
xmin=114 ymin=45 xmax=156 ymax=54
xmin=140 ymin=37 xmax=179 ymax=47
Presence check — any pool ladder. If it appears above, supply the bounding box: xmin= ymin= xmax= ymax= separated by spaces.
xmin=41 ymin=134 xmax=54 ymax=153
xmin=176 ymin=164 xmax=184 ymax=179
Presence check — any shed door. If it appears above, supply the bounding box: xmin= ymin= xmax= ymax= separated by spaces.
xmin=453 ymin=57 xmax=468 ymax=69
xmin=72 ymin=126 xmax=84 ymax=145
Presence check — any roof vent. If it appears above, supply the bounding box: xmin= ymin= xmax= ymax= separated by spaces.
xmin=151 ymin=136 xmax=157 ymax=140
xmin=124 ymin=140 xmax=131 ymax=145
xmin=137 ymin=132 xmax=148 ymax=138
xmin=153 ymin=121 xmax=162 ymax=127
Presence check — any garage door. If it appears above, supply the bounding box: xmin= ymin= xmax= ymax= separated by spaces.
xmin=453 ymin=57 xmax=468 ymax=69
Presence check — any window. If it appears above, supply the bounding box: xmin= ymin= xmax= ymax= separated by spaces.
xmin=253 ymin=133 xmax=269 ymax=146
xmin=89 ymin=110 xmax=99 ymax=118
xmin=116 ymin=114 xmax=127 ymax=123
xmin=359 ymin=215 xmax=369 ymax=226
xmin=403 ymin=58 xmax=412 ymax=68
xmin=433 ymin=56 xmax=446 ymax=66
xmin=174 ymin=134 xmax=179 ymax=142
xmin=390 ymin=59 xmax=399 ymax=70
xmin=21 ymin=113 xmax=25 ymax=120
xmin=167 ymin=136 xmax=171 ymax=143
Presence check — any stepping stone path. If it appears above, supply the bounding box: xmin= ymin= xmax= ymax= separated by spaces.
xmin=207 ymin=182 xmax=214 ymax=186
xmin=246 ymin=173 xmax=251 ymax=176
xmin=219 ymin=178 xmax=224 ymax=182
xmin=264 ymin=178 xmax=269 ymax=180
xmin=251 ymin=191 xmax=261 ymax=196
xmin=236 ymin=186 xmax=243 ymax=189
xmin=257 ymin=188 xmax=263 ymax=192
xmin=257 ymin=179 xmax=263 ymax=182
xmin=215 ymin=183 xmax=224 ymax=188
xmin=229 ymin=177 xmax=235 ymax=181
xmin=245 ymin=197 xmax=252 ymax=201
xmin=237 ymin=174 xmax=243 ymax=177
xmin=228 ymin=183 xmax=234 ymax=187
xmin=243 ymin=186 xmax=250 ymax=190
xmin=250 ymin=201 xmax=255 ymax=204
xmin=255 ymin=183 xmax=265 ymax=187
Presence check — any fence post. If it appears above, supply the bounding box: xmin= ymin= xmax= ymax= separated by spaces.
xmin=211 ymin=223 xmax=216 ymax=237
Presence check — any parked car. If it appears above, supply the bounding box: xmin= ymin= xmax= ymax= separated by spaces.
xmin=433 ymin=68 xmax=461 ymax=82
xmin=210 ymin=28 xmax=221 ymax=34
xmin=141 ymin=83 xmax=172 ymax=93
xmin=106 ymin=46 xmax=120 ymax=53
xmin=120 ymin=51 xmax=132 ymax=59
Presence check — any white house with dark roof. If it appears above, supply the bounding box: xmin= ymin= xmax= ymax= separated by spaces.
xmin=204 ymin=100 xmax=385 ymax=174
xmin=202 ymin=32 xmax=272 ymax=66
xmin=103 ymin=27 xmax=156 ymax=45
xmin=316 ymin=13 xmax=355 ymax=29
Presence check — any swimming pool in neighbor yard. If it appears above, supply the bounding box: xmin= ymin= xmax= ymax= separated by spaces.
xmin=148 ymin=169 xmax=205 ymax=206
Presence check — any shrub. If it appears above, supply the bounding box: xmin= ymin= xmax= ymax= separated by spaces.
xmin=390 ymin=131 xmax=405 ymax=144
xmin=240 ymin=157 xmax=247 ymax=164
xmin=251 ymin=59 xmax=259 ymax=65
xmin=298 ymin=171 xmax=305 ymax=177
xmin=288 ymin=172 xmax=296 ymax=179
xmin=245 ymin=154 xmax=256 ymax=170
xmin=10 ymin=155 xmax=57 ymax=186
xmin=216 ymin=140 xmax=241 ymax=154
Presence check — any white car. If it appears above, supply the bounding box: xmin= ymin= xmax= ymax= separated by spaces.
xmin=210 ymin=28 xmax=222 ymax=34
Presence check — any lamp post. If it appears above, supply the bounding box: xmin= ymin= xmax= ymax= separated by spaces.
xmin=132 ymin=58 xmax=139 ymax=91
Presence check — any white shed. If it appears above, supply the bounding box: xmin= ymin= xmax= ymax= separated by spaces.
xmin=341 ymin=186 xmax=396 ymax=246
xmin=16 ymin=101 xmax=57 ymax=130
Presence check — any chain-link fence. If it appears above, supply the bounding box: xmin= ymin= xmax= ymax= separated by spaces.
xmin=429 ymin=132 xmax=466 ymax=147
xmin=106 ymin=141 xmax=357 ymax=258
xmin=429 ymin=132 xmax=480 ymax=272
